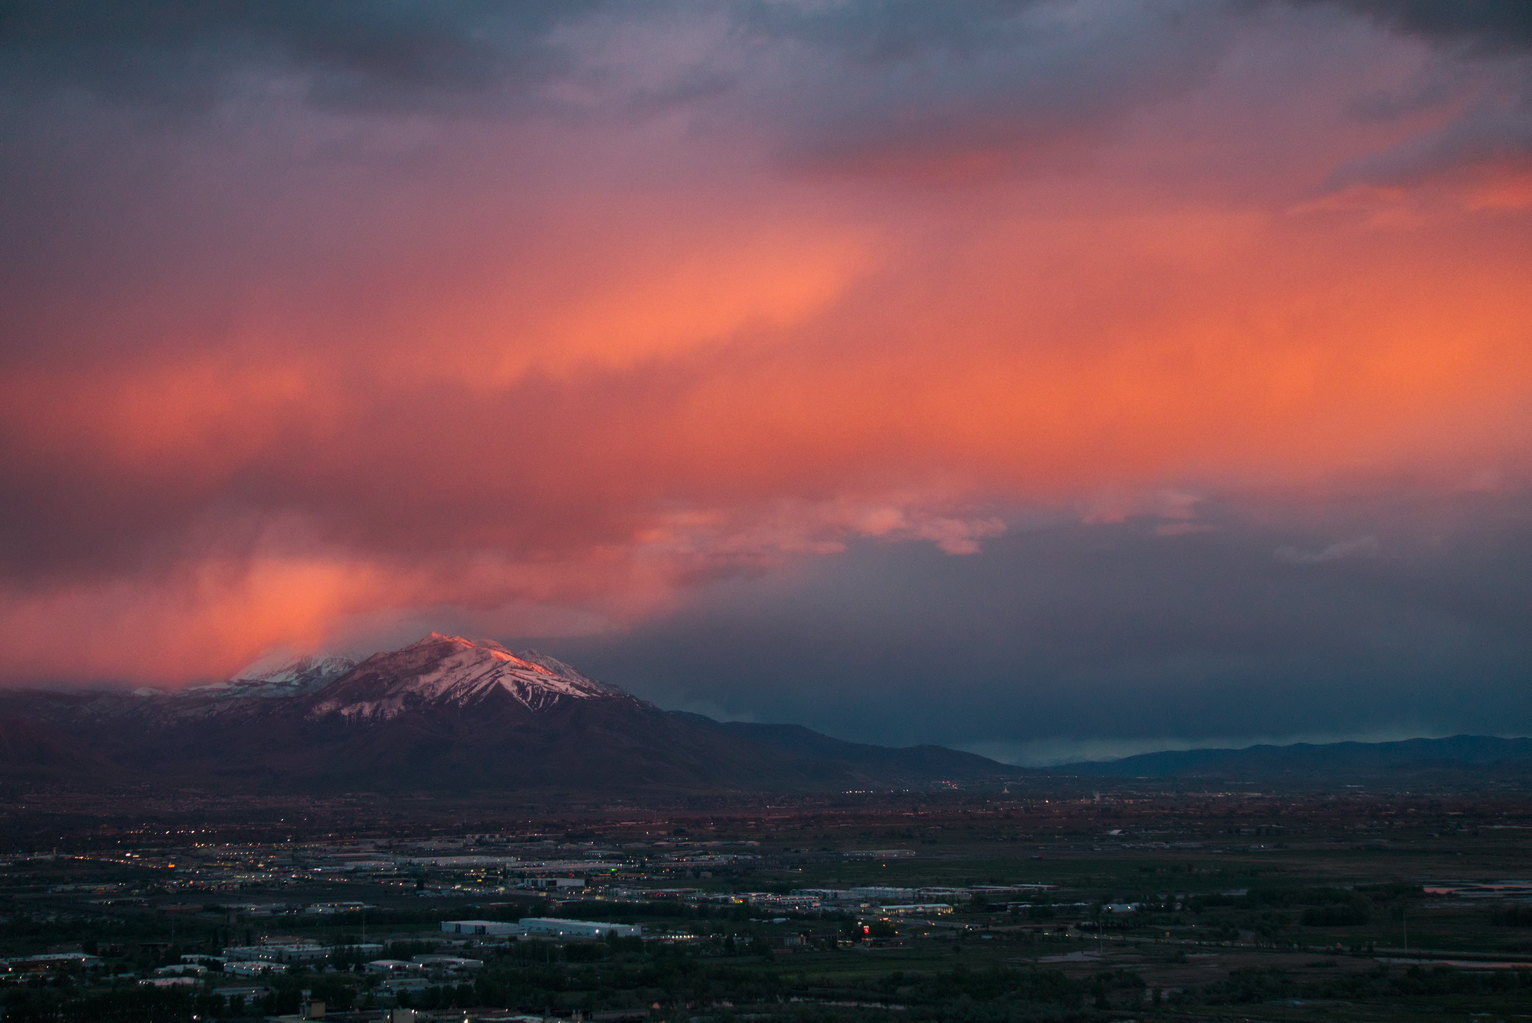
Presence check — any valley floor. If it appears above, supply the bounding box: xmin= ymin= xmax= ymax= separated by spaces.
xmin=1 ymin=787 xmax=1530 ymax=1021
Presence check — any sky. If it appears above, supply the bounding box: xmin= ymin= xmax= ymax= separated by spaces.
xmin=2 ymin=0 xmax=1530 ymax=764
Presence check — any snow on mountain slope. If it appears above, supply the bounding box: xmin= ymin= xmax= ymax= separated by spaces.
xmin=307 ymin=633 xmax=628 ymax=721
xmin=0 ymin=635 xmax=631 ymax=729
xmin=242 ymin=655 xmax=359 ymax=687
xmin=189 ymin=654 xmax=359 ymax=701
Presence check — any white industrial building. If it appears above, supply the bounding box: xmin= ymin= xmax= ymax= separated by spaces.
xmin=519 ymin=917 xmax=640 ymax=939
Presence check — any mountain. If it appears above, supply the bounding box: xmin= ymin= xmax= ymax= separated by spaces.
xmin=308 ymin=635 xmax=623 ymax=720
xmin=703 ymin=719 xmax=1007 ymax=780
xmin=1055 ymin=735 xmax=1532 ymax=785
xmin=0 ymin=633 xmax=1021 ymax=795
xmin=5 ymin=638 xmax=1526 ymax=795
xmin=0 ymin=714 xmax=118 ymax=781
xmin=197 ymin=654 xmax=359 ymax=700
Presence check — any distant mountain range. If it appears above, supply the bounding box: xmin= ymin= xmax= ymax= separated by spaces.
xmin=1 ymin=634 xmax=1526 ymax=795
xmin=0 ymin=634 xmax=1015 ymax=794
xmin=1055 ymin=735 xmax=1532 ymax=785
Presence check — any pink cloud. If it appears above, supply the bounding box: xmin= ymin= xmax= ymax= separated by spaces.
xmin=2 ymin=2 xmax=1530 ymax=683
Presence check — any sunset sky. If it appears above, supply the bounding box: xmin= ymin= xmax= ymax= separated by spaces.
xmin=2 ymin=0 xmax=1529 ymax=763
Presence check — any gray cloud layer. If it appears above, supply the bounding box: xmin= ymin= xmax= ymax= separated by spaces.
xmin=552 ymin=492 xmax=1532 ymax=761
xmin=1307 ymin=0 xmax=1532 ymax=55
xmin=0 ymin=0 xmax=602 ymax=111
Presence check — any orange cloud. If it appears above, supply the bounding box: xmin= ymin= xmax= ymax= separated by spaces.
xmin=2 ymin=2 xmax=1530 ymax=684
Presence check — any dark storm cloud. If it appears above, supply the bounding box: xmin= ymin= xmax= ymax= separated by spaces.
xmin=1269 ymin=1 xmax=1532 ymax=202
xmin=1323 ymin=97 xmax=1532 ymax=195
xmin=1304 ymin=0 xmax=1532 ymax=56
xmin=552 ymin=491 xmax=1532 ymax=762
xmin=730 ymin=0 xmax=1245 ymax=177
xmin=742 ymin=0 xmax=1051 ymax=62
xmin=0 ymin=0 xmax=604 ymax=112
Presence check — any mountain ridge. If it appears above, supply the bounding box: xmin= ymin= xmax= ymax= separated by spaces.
xmin=0 ymin=633 xmax=1022 ymax=794
xmin=3 ymin=636 xmax=1526 ymax=793
xmin=1054 ymin=734 xmax=1532 ymax=783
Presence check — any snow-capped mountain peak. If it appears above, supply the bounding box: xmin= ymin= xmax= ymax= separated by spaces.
xmin=306 ymin=633 xmax=627 ymax=721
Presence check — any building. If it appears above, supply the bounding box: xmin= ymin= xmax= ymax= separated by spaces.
xmin=441 ymin=920 xmax=522 ymax=936
xmin=878 ymin=903 xmax=954 ymax=916
xmin=518 ymin=917 xmax=640 ymax=939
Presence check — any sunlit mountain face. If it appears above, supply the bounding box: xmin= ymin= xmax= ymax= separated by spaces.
xmin=0 ymin=1 xmax=1529 ymax=761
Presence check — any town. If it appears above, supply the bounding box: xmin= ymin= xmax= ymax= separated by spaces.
xmin=2 ymin=788 xmax=1530 ymax=1021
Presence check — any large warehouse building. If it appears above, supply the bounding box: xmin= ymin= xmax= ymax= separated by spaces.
xmin=519 ymin=917 xmax=641 ymax=939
